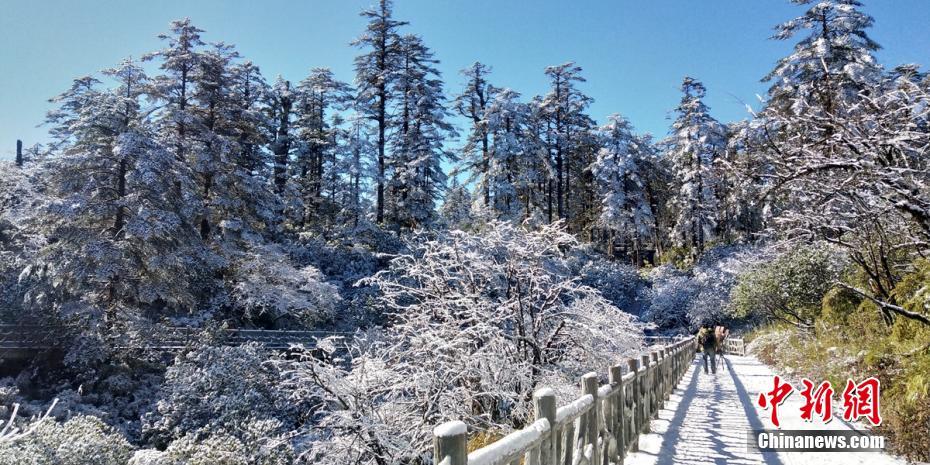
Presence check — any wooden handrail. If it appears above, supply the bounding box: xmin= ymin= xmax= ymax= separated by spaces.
xmin=434 ymin=337 xmax=698 ymax=465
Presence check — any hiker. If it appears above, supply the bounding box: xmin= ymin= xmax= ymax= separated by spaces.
xmin=714 ymin=324 xmax=730 ymax=370
xmin=697 ymin=324 xmax=717 ymax=374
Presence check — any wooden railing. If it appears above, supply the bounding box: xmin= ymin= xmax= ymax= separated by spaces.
xmin=723 ymin=337 xmax=746 ymax=356
xmin=433 ymin=337 xmax=697 ymax=465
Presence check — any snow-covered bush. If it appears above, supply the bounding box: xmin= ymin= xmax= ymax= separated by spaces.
xmin=288 ymin=221 xmax=642 ymax=465
xmin=572 ymin=253 xmax=649 ymax=314
xmin=0 ymin=415 xmax=133 ymax=465
xmin=643 ymin=265 xmax=696 ymax=330
xmin=161 ymin=419 xmax=294 ymax=465
xmin=730 ymin=244 xmax=844 ymax=329
xmin=644 ymin=244 xmax=769 ymax=330
xmin=228 ymin=244 xmax=338 ymax=328
xmin=144 ymin=343 xmax=295 ymax=446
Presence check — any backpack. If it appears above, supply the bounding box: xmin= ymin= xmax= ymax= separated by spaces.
xmin=699 ymin=329 xmax=716 ymax=350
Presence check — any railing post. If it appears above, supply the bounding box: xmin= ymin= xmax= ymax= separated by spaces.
xmin=433 ymin=421 xmax=467 ymax=465
xmin=658 ymin=348 xmax=666 ymax=409
xmin=534 ymin=388 xmax=557 ymax=465
xmin=640 ymin=354 xmax=651 ymax=433
xmin=650 ymin=352 xmax=659 ymax=414
xmin=581 ymin=372 xmax=600 ymax=465
xmin=609 ymin=364 xmax=624 ymax=464
xmin=626 ymin=358 xmax=639 ymax=452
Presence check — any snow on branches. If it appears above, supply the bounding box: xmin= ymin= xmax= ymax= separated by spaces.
xmin=285 ymin=221 xmax=642 ymax=465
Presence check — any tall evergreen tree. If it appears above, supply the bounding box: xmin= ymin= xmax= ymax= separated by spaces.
xmin=666 ymin=77 xmax=726 ymax=259
xmin=763 ymin=0 xmax=882 ymax=114
xmin=591 ymin=114 xmax=654 ymax=263
xmin=454 ymin=62 xmax=497 ymax=207
xmin=294 ymin=68 xmax=352 ymax=225
xmin=37 ymin=61 xmax=210 ymax=334
xmin=353 ymin=0 xmax=407 ymax=225
xmin=387 ymin=35 xmax=454 ymax=230
xmin=539 ymin=62 xmax=593 ymax=223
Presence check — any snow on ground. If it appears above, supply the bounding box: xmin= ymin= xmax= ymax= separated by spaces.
xmin=624 ymin=354 xmax=906 ymax=465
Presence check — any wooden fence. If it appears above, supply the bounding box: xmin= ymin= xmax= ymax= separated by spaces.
xmin=433 ymin=337 xmax=697 ymax=465
xmin=723 ymin=337 xmax=746 ymax=356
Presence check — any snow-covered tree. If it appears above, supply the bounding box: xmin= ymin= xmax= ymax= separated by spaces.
xmin=665 ymin=76 xmax=726 ymax=259
xmin=753 ymin=4 xmax=930 ymax=326
xmin=293 ymin=68 xmax=352 ymax=225
xmin=144 ymin=18 xmax=205 ymax=163
xmin=454 ymin=62 xmax=497 ymax=207
xmin=332 ymin=110 xmax=375 ymax=230
xmin=32 ymin=60 xmax=215 ymax=335
xmin=485 ymin=88 xmax=534 ymax=220
xmin=289 ymin=222 xmax=642 ymax=465
xmin=763 ymin=0 xmax=882 ymax=115
xmin=228 ymin=60 xmax=272 ymax=176
xmin=386 ymin=34 xmax=455 ymax=231
xmin=353 ymin=0 xmax=407 ymax=225
xmin=439 ymin=180 xmax=472 ymax=230
xmin=539 ymin=62 xmax=594 ymax=224
xmin=591 ymin=114 xmax=655 ymax=263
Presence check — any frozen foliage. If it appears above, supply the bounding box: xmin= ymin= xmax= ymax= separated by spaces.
xmin=569 ymin=250 xmax=649 ymax=314
xmin=0 ymin=415 xmax=133 ymax=465
xmin=764 ymin=0 xmax=882 ymax=112
xmin=747 ymin=0 xmax=930 ymax=323
xmin=144 ymin=343 xmax=296 ymax=446
xmin=731 ymin=244 xmax=846 ymax=329
xmin=227 ymin=244 xmax=338 ymax=327
xmin=159 ymin=420 xmax=294 ymax=465
xmin=645 ymin=244 xmax=770 ymax=330
xmin=3 ymin=1 xmax=930 ymax=462
xmin=284 ymin=222 xmax=642 ymax=465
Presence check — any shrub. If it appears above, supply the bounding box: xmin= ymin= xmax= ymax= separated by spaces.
xmin=576 ymin=257 xmax=649 ymax=314
xmin=163 ymin=420 xmax=294 ymax=465
xmin=0 ymin=415 xmax=133 ymax=465
xmin=730 ymin=244 xmax=843 ymax=328
xmin=143 ymin=343 xmax=294 ymax=447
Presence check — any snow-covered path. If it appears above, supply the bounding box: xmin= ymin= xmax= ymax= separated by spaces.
xmin=624 ymin=354 xmax=906 ymax=465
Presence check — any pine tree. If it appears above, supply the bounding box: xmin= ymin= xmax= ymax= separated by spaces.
xmin=666 ymin=77 xmax=726 ymax=259
xmin=144 ymin=18 xmax=205 ymax=163
xmin=387 ymin=34 xmax=454 ymax=230
xmin=37 ymin=61 xmax=210 ymax=333
xmin=539 ymin=62 xmax=593 ymax=223
xmin=453 ymin=62 xmax=497 ymax=207
xmin=591 ymin=114 xmax=654 ymax=263
xmin=440 ymin=180 xmax=473 ymax=230
xmin=763 ymin=0 xmax=882 ymax=114
xmin=353 ymin=0 xmax=407 ymax=225
xmin=269 ymin=77 xmax=294 ymax=198
xmin=332 ymin=110 xmax=374 ymax=230
xmin=228 ymin=60 xmax=272 ymax=176
xmin=294 ymin=68 xmax=352 ymax=225
xmin=485 ymin=88 xmax=531 ymax=220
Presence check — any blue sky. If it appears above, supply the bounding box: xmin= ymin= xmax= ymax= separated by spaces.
xmin=1 ymin=0 xmax=929 ymax=159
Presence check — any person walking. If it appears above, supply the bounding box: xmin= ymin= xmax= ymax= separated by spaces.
xmin=714 ymin=324 xmax=730 ymax=371
xmin=697 ymin=324 xmax=717 ymax=374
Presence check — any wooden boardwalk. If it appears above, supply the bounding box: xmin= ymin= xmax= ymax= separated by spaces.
xmin=432 ymin=341 xmax=904 ymax=465
xmin=0 ymin=325 xmax=346 ymax=360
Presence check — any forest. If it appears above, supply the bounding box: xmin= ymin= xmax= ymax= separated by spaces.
xmin=0 ymin=0 xmax=929 ymax=463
